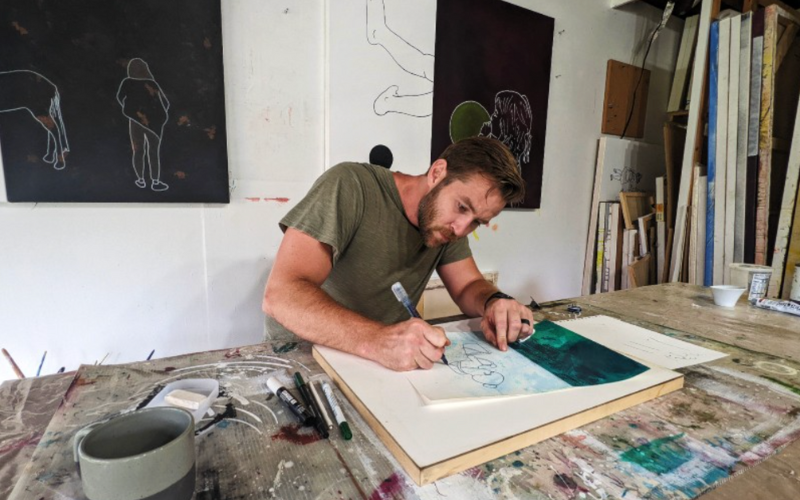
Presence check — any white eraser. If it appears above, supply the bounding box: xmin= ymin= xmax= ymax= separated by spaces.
xmin=164 ymin=389 xmax=206 ymax=410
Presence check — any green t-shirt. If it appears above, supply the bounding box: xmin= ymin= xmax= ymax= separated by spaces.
xmin=265 ymin=162 xmax=472 ymax=339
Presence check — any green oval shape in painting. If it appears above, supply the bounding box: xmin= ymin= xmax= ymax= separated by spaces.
xmin=449 ymin=101 xmax=490 ymax=143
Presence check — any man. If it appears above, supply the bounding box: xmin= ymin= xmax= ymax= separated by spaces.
xmin=263 ymin=136 xmax=534 ymax=371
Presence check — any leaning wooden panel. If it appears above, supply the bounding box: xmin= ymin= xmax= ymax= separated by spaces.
xmin=671 ymin=0 xmax=719 ymax=282
xmin=756 ymin=5 xmax=778 ymax=265
xmin=313 ymin=339 xmax=683 ymax=486
xmin=781 ymin=180 xmax=800 ymax=298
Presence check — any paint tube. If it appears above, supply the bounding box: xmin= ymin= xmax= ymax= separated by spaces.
xmin=751 ymin=298 xmax=800 ymax=317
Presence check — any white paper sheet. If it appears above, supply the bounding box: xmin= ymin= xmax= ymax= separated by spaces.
xmin=557 ymin=315 xmax=727 ymax=369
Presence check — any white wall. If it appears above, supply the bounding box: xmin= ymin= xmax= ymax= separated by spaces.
xmin=0 ymin=0 xmax=681 ymax=382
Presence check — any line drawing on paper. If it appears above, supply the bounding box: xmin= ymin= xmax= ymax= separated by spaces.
xmin=0 ymin=70 xmax=70 ymax=170
xmin=366 ymin=0 xmax=433 ymax=117
xmin=622 ymin=337 xmax=701 ymax=362
xmin=116 ymin=58 xmax=170 ymax=192
xmin=448 ymin=342 xmax=505 ymax=389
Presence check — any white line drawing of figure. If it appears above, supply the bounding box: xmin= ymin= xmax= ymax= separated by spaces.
xmin=450 ymin=90 xmax=533 ymax=172
xmin=116 ymin=58 xmax=170 ymax=191
xmin=449 ymin=342 xmax=505 ymax=389
xmin=0 ymin=70 xmax=70 ymax=170
xmin=366 ymin=0 xmax=434 ymax=117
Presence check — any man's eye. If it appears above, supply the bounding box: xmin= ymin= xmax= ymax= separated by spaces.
xmin=458 ymin=203 xmax=467 ymax=213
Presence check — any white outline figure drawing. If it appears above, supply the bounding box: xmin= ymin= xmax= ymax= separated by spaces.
xmin=116 ymin=58 xmax=170 ymax=192
xmin=0 ymin=70 xmax=70 ymax=170
xmin=366 ymin=0 xmax=433 ymax=117
xmin=449 ymin=342 xmax=505 ymax=389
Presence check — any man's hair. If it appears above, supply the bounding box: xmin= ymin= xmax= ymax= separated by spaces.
xmin=437 ymin=136 xmax=526 ymax=205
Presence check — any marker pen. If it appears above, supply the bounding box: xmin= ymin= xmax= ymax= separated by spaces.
xmin=322 ymin=382 xmax=352 ymax=440
xmin=266 ymin=376 xmax=315 ymax=426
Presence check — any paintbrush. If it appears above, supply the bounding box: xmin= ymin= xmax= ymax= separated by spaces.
xmin=2 ymin=348 xmax=25 ymax=379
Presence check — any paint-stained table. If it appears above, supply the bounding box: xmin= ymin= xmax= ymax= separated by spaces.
xmin=2 ymin=283 xmax=800 ymax=499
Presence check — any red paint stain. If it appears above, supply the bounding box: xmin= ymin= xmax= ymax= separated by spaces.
xmin=263 ymin=197 xmax=289 ymax=203
xmin=174 ymin=171 xmax=187 ymax=179
xmin=36 ymin=115 xmax=55 ymax=130
xmin=270 ymin=424 xmax=321 ymax=445
xmin=0 ymin=433 xmax=40 ymax=455
xmin=224 ymin=348 xmax=241 ymax=358
xmin=245 ymin=197 xmax=260 ymax=202
xmin=462 ymin=466 xmax=483 ymax=480
xmin=144 ymin=83 xmax=159 ymax=97
xmin=12 ymin=21 xmax=28 ymax=36
xmin=205 ymin=126 xmax=216 ymax=140
xmin=369 ymin=473 xmax=409 ymax=500
xmin=62 ymin=374 xmax=96 ymax=403
xmin=177 ymin=116 xmax=190 ymax=126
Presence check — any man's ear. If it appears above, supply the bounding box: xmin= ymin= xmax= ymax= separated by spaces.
xmin=427 ymin=159 xmax=448 ymax=187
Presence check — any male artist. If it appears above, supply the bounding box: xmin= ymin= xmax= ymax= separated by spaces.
xmin=263 ymin=137 xmax=535 ymax=371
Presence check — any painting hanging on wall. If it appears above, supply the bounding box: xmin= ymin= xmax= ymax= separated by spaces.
xmin=430 ymin=0 xmax=554 ymax=209
xmin=0 ymin=0 xmax=229 ymax=203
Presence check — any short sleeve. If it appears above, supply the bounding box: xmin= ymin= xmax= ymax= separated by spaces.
xmin=439 ymin=234 xmax=472 ymax=266
xmin=279 ymin=163 xmax=365 ymax=264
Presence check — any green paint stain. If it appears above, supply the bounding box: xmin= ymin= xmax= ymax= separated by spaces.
xmin=273 ymin=342 xmax=299 ymax=354
xmin=762 ymin=376 xmax=800 ymax=396
xmin=620 ymin=434 xmax=691 ymax=474
xmin=512 ymin=460 xmax=524 ymax=468
xmin=510 ymin=321 xmax=649 ymax=386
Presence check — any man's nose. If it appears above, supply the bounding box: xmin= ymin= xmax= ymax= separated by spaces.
xmin=452 ymin=216 xmax=472 ymax=237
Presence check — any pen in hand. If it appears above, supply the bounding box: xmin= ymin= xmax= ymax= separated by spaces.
xmin=391 ymin=281 xmax=449 ymax=365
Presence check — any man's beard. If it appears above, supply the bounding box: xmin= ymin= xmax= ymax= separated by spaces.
xmin=418 ymin=184 xmax=456 ymax=248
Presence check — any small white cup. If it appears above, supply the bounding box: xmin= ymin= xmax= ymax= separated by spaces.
xmin=710 ymin=285 xmax=746 ymax=307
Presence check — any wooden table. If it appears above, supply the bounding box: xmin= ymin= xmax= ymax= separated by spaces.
xmin=2 ymin=283 xmax=799 ymax=499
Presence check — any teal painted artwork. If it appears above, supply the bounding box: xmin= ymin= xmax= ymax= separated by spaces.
xmin=406 ymin=322 xmax=650 ymax=402
xmin=510 ymin=321 xmax=649 ymax=386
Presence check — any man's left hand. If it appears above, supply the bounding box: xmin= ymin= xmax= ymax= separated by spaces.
xmin=481 ymin=297 xmax=535 ymax=351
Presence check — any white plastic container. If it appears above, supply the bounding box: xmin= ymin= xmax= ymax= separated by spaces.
xmin=145 ymin=378 xmax=219 ymax=422
xmin=710 ymin=285 xmax=746 ymax=307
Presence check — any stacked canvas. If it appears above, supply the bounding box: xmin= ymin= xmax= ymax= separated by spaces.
xmin=670 ymin=5 xmax=800 ymax=297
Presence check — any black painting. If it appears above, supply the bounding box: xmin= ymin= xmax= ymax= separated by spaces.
xmin=431 ymin=0 xmax=553 ymax=209
xmin=0 ymin=0 xmax=229 ymax=203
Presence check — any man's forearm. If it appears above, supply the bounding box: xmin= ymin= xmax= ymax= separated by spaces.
xmin=454 ymin=279 xmax=499 ymax=317
xmin=263 ymin=279 xmax=382 ymax=360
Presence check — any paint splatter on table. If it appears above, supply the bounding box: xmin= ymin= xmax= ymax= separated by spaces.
xmin=4 ymin=285 xmax=800 ymax=499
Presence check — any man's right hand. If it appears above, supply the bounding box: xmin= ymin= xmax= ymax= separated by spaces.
xmin=371 ymin=318 xmax=450 ymax=371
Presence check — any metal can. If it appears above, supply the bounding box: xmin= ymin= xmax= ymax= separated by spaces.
xmin=748 ymin=273 xmax=770 ymax=302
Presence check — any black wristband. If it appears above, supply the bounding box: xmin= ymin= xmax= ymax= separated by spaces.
xmin=484 ymin=291 xmax=515 ymax=312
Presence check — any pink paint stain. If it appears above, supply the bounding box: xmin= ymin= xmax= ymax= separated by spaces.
xmin=245 ymin=197 xmax=260 ymax=202
xmin=369 ymin=473 xmax=409 ymax=500
xmin=263 ymin=197 xmax=290 ymax=203
xmin=0 ymin=433 xmax=41 ymax=455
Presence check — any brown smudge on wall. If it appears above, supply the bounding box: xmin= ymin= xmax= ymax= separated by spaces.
xmin=177 ymin=116 xmax=190 ymax=126
xmin=136 ymin=111 xmax=149 ymax=127
xmin=11 ymin=21 xmax=29 ymax=36
xmin=144 ymin=83 xmax=159 ymax=97
xmin=174 ymin=171 xmax=187 ymax=179
xmin=204 ymin=126 xmax=216 ymax=140
xmin=203 ymin=37 xmax=212 ymax=49
xmin=36 ymin=115 xmax=55 ymax=130
xmin=27 ymin=155 xmax=38 ymax=163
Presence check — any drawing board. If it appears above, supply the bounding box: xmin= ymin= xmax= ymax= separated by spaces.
xmin=313 ymin=317 xmax=685 ymax=485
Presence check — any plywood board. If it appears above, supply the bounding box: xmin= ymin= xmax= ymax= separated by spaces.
xmin=715 ymin=18 xmax=731 ymax=285
xmin=629 ymin=254 xmax=652 ymax=288
xmin=735 ymin=13 xmax=752 ymax=263
xmin=602 ymin=60 xmax=650 ymax=138
xmin=725 ymin=16 xmax=741 ymax=284
xmin=313 ymin=318 xmax=683 ymax=485
xmin=782 ymin=179 xmax=800 ymax=298
xmin=672 ymin=0 xmax=717 ymax=282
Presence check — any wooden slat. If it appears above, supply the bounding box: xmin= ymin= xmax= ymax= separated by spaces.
xmin=781 ymin=176 xmax=800 ymax=297
xmin=756 ymin=5 xmax=779 ymax=265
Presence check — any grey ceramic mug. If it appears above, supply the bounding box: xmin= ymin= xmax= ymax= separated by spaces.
xmin=73 ymin=406 xmax=196 ymax=500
